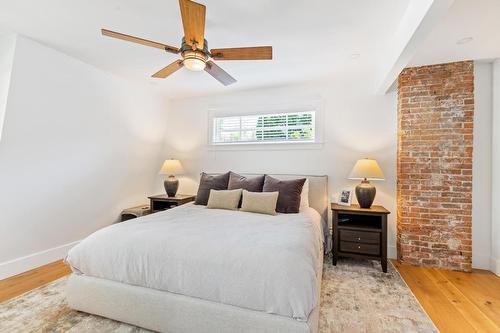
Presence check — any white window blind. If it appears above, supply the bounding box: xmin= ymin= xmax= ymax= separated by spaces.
xmin=212 ymin=111 xmax=315 ymax=144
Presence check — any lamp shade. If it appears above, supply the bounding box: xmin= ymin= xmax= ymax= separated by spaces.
xmin=348 ymin=158 xmax=384 ymax=180
xmin=159 ymin=159 xmax=184 ymax=175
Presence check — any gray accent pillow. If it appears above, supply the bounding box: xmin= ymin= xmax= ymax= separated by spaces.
xmin=194 ymin=172 xmax=230 ymax=205
xmin=227 ymin=172 xmax=265 ymax=192
xmin=262 ymin=175 xmax=306 ymax=213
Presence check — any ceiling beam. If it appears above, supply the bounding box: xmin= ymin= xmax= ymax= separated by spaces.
xmin=376 ymin=0 xmax=455 ymax=94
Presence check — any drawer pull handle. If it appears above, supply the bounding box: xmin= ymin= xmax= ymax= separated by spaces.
xmin=357 ymin=237 xmax=361 ymax=240
xmin=357 ymin=245 xmax=361 ymax=249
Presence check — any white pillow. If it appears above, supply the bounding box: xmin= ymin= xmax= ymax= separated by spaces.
xmin=300 ymin=179 xmax=310 ymax=210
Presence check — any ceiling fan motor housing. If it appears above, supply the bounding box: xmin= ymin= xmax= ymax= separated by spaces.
xmin=179 ymin=38 xmax=209 ymax=71
xmin=179 ymin=38 xmax=209 ymax=55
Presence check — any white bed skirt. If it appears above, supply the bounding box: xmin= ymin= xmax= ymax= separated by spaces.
xmin=66 ymin=250 xmax=323 ymax=333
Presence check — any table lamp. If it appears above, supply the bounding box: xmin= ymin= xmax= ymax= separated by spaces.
xmin=159 ymin=159 xmax=184 ymax=197
xmin=348 ymin=158 xmax=384 ymax=208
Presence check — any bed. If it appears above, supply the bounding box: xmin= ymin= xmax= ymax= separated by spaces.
xmin=65 ymin=174 xmax=328 ymax=333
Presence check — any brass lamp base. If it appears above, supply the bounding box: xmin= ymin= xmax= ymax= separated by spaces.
xmin=355 ymin=179 xmax=376 ymax=208
xmin=164 ymin=175 xmax=179 ymax=197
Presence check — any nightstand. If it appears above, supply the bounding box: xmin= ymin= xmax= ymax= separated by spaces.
xmin=121 ymin=204 xmax=151 ymax=222
xmin=148 ymin=194 xmax=195 ymax=213
xmin=331 ymin=203 xmax=390 ymax=272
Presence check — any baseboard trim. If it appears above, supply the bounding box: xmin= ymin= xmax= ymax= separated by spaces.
xmin=388 ymin=245 xmax=397 ymax=259
xmin=0 ymin=241 xmax=80 ymax=280
xmin=491 ymin=257 xmax=500 ymax=277
xmin=472 ymin=253 xmax=492 ymax=270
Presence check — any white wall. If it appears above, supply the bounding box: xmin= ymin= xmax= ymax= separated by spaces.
xmin=0 ymin=33 xmax=16 ymax=140
xmin=492 ymin=59 xmax=500 ymax=276
xmin=0 ymin=36 xmax=168 ymax=279
xmin=1 ymin=35 xmax=495 ymax=276
xmin=472 ymin=62 xmax=493 ymax=269
xmin=162 ymin=78 xmax=398 ymax=258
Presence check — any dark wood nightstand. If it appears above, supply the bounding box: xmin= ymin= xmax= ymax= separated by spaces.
xmin=331 ymin=203 xmax=390 ymax=272
xmin=148 ymin=194 xmax=196 ymax=213
xmin=121 ymin=204 xmax=151 ymax=222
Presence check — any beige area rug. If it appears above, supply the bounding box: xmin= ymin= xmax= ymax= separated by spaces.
xmin=0 ymin=256 xmax=437 ymax=333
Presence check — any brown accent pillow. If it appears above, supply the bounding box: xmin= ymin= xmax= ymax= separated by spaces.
xmin=194 ymin=172 xmax=230 ymax=205
xmin=262 ymin=175 xmax=306 ymax=213
xmin=227 ymin=172 xmax=265 ymax=207
xmin=228 ymin=172 xmax=265 ymax=192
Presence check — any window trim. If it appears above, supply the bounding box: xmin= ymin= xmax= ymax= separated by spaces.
xmin=207 ymin=100 xmax=324 ymax=149
xmin=212 ymin=111 xmax=316 ymax=145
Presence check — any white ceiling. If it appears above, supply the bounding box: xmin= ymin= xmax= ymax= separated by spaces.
xmin=409 ymin=0 xmax=500 ymax=67
xmin=0 ymin=0 xmax=411 ymax=98
xmin=1 ymin=0 xmax=499 ymax=98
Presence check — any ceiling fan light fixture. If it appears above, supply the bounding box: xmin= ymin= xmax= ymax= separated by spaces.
xmin=182 ymin=50 xmax=207 ymax=71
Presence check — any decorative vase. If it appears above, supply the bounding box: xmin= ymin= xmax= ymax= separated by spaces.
xmin=164 ymin=176 xmax=179 ymax=197
xmin=355 ymin=179 xmax=376 ymax=208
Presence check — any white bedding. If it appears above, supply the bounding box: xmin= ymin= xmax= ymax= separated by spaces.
xmin=66 ymin=203 xmax=324 ymax=320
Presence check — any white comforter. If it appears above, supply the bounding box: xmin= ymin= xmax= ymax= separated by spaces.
xmin=66 ymin=203 xmax=323 ymax=320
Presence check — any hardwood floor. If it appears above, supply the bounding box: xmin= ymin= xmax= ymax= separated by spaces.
xmin=393 ymin=260 xmax=500 ymax=333
xmin=0 ymin=260 xmax=71 ymax=303
xmin=1 ymin=259 xmax=499 ymax=333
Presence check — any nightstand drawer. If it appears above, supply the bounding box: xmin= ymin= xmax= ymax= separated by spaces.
xmin=339 ymin=230 xmax=380 ymax=244
xmin=340 ymin=241 xmax=380 ymax=255
xmin=148 ymin=194 xmax=196 ymax=214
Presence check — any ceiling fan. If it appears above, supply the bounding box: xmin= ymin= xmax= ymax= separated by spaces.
xmin=101 ymin=0 xmax=273 ymax=86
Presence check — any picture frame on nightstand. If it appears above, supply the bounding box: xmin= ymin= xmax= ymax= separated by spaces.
xmin=337 ymin=189 xmax=353 ymax=206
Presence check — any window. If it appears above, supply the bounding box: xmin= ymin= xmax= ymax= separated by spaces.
xmin=212 ymin=111 xmax=316 ymax=144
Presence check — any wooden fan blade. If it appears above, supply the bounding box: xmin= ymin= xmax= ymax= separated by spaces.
xmin=178 ymin=0 xmax=206 ymax=49
xmin=101 ymin=29 xmax=179 ymax=54
xmin=204 ymin=61 xmax=236 ymax=86
xmin=152 ymin=60 xmax=184 ymax=78
xmin=210 ymin=46 xmax=272 ymax=60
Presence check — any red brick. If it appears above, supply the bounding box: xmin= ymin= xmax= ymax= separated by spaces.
xmin=397 ymin=61 xmax=473 ymax=272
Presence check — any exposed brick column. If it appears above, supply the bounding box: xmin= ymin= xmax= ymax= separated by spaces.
xmin=397 ymin=61 xmax=474 ymax=272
